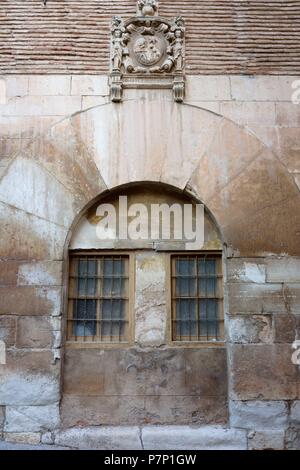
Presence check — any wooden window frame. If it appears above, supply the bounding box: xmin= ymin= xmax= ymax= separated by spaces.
xmin=66 ymin=251 xmax=135 ymax=349
xmin=166 ymin=252 xmax=225 ymax=348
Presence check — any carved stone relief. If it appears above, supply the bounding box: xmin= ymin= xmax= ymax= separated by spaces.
xmin=110 ymin=0 xmax=185 ymax=102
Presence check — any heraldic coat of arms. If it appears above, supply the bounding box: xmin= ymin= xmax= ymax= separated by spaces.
xmin=110 ymin=0 xmax=185 ymax=102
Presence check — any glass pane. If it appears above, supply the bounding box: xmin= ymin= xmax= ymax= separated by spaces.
xmin=176 ymin=258 xmax=195 ymax=276
xmin=175 ymin=258 xmax=196 ymax=297
xmin=199 ymin=299 xmax=218 ymax=338
xmin=103 ymin=277 xmax=124 ymax=297
xmin=77 ymin=259 xmax=97 ymax=296
xmin=175 ymin=299 xmax=196 ymax=337
xmin=73 ymin=299 xmax=96 ymax=336
xmin=176 ymin=277 xmax=196 ymax=297
xmin=101 ymin=299 xmax=125 ymax=337
xmin=206 ymin=259 xmax=216 ymax=275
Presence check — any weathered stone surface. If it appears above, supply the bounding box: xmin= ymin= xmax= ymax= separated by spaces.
xmin=227 ymin=259 xmax=266 ymax=284
xmin=230 ymin=344 xmax=298 ymax=400
xmin=63 ymin=349 xmax=105 ymax=396
xmin=0 ymin=261 xmax=19 ymax=286
xmin=102 ymin=348 xmax=186 ymax=397
xmin=0 ymin=95 xmax=81 ymax=117
xmin=184 ymin=101 xmax=220 ymax=114
xmin=17 ymin=261 xmax=62 ymax=287
xmin=71 ymin=75 xmax=109 ymax=96
xmin=229 ymin=400 xmax=288 ymax=430
xmin=0 ymin=351 xmax=60 ymax=405
xmin=291 ymin=401 xmax=300 ymax=423
xmin=0 ymin=406 xmax=4 ymax=430
xmin=0 ymin=286 xmax=61 ymax=316
xmin=5 ymin=404 xmax=59 ymax=432
xmin=228 ymin=315 xmax=272 ymax=344
xmin=228 ymin=283 xmax=286 ymax=314
xmin=0 ymin=441 xmax=67 ymax=450
xmin=276 ymin=103 xmax=300 ymax=127
xmin=281 ymin=284 xmax=300 ymax=315
xmin=277 ymin=127 xmax=300 ymax=173
xmin=248 ymin=430 xmax=285 ymax=450
xmin=144 ymin=396 xmax=227 ymax=425
xmin=189 ymin=119 xmax=264 ymax=202
xmin=81 ymin=96 xmax=109 ymax=109
xmin=142 ymin=426 xmax=247 ymax=450
xmin=61 ymin=395 xmax=145 ymax=427
xmin=266 ymin=258 xmax=300 ymax=283
xmin=28 ymin=116 xmax=107 ymax=207
xmin=54 ymin=426 xmax=142 ymax=450
xmin=206 ymin=147 xmax=300 ymax=257
xmin=81 ymin=99 xmax=222 ymax=190
xmin=28 ymin=76 xmax=71 ymax=96
xmin=62 ymin=347 xmax=228 ymax=426
xmin=273 ymin=315 xmax=300 ymax=343
xmin=41 ymin=432 xmax=54 ymax=445
xmin=135 ymin=253 xmax=166 ymax=346
xmin=16 ymin=316 xmax=53 ymax=348
xmin=0 ymin=201 xmax=67 ymax=261
xmin=0 ymin=157 xmax=75 ymax=227
xmin=0 ymin=316 xmax=16 ymax=347
xmin=230 ymin=76 xmax=296 ymax=102
xmin=186 ymin=76 xmax=231 ymax=101
xmin=185 ymin=349 xmax=227 ymax=397
xmin=220 ymin=101 xmax=276 ymax=127
xmin=285 ymin=426 xmax=300 ymax=450
xmin=3 ymin=432 xmax=40 ymax=445
xmin=4 ymin=76 xmax=29 ymax=97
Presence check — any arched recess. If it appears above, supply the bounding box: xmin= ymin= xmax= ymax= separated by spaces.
xmin=61 ymin=182 xmax=228 ymax=428
xmin=0 ymin=95 xmax=299 ymax=425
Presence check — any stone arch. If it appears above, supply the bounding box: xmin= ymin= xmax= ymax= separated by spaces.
xmin=0 ymin=96 xmax=299 ymax=425
xmin=61 ymin=181 xmax=228 ymax=428
xmin=1 ymin=96 xmax=298 ymax=260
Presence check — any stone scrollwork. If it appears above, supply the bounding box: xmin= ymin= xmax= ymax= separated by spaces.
xmin=110 ymin=0 xmax=185 ymax=103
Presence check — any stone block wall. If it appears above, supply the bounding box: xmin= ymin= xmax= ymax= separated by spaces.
xmin=227 ymin=257 xmax=300 ymax=450
xmin=0 ymin=74 xmax=300 ymax=448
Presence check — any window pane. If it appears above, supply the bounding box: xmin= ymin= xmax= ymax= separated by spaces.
xmin=175 ymin=258 xmax=196 ymax=297
xmin=199 ymin=299 xmax=218 ymax=338
xmin=68 ymin=255 xmax=129 ymax=343
xmin=77 ymin=259 xmax=97 ymax=296
xmin=176 ymin=299 xmax=197 ymax=337
xmin=73 ymin=299 xmax=96 ymax=336
xmin=101 ymin=299 xmax=126 ymax=338
xmin=172 ymin=255 xmax=222 ymax=342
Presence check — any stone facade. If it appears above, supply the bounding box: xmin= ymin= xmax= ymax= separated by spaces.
xmin=0 ymin=2 xmax=300 ymax=451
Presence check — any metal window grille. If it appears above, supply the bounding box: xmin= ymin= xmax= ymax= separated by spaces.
xmin=67 ymin=254 xmax=130 ymax=343
xmin=171 ymin=255 xmax=224 ymax=342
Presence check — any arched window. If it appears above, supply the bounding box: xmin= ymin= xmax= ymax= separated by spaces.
xmin=66 ymin=185 xmax=224 ymax=346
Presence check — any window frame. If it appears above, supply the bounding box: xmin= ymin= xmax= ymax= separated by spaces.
xmin=166 ymin=251 xmax=225 ymax=348
xmin=65 ymin=251 xmax=135 ymax=349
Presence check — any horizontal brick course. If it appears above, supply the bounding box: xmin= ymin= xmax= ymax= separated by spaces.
xmin=0 ymin=1 xmax=300 ymax=75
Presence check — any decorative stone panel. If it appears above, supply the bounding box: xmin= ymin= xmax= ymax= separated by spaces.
xmin=110 ymin=1 xmax=185 ymax=102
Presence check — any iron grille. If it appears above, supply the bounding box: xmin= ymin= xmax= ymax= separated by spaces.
xmin=67 ymin=254 xmax=130 ymax=343
xmin=171 ymin=255 xmax=224 ymax=342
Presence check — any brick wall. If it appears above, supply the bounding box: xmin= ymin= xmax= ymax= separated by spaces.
xmin=1 ymin=0 xmax=300 ymax=74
